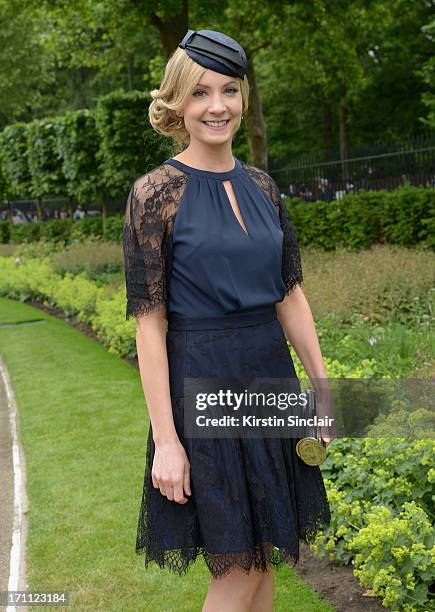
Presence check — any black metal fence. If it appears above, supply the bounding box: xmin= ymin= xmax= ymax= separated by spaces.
xmin=0 ymin=196 xmax=120 ymax=223
xmin=3 ymin=134 xmax=435 ymax=221
xmin=270 ymin=132 xmax=435 ymax=201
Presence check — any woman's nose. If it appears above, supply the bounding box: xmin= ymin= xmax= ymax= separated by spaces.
xmin=208 ymin=94 xmax=227 ymax=112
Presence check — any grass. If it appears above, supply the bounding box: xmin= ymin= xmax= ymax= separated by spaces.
xmin=0 ymin=297 xmax=334 ymax=612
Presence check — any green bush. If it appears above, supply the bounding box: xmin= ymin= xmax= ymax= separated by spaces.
xmin=310 ymin=438 xmax=435 ymax=611
xmin=39 ymin=219 xmax=73 ymax=244
xmin=382 ymin=186 xmax=434 ymax=247
xmin=103 ymin=214 xmax=124 ymax=243
xmin=0 ymin=256 xmax=59 ymax=302
xmin=288 ymin=185 xmax=435 ymax=250
xmin=69 ymin=216 xmax=104 ymax=241
xmin=352 ymin=502 xmax=434 ymax=611
xmin=14 ymin=240 xmax=63 ymax=259
xmin=55 ymin=109 xmax=101 ymax=204
xmin=27 ymin=118 xmax=66 ymax=199
xmin=0 ymin=122 xmax=32 ymax=199
xmin=321 ymin=438 xmax=434 ymax=519
xmin=3 ymin=185 xmax=434 ymax=250
xmin=9 ymin=222 xmax=41 ymax=244
xmin=95 ymin=90 xmax=171 ymax=198
xmin=0 ymin=220 xmax=12 ymax=243
xmin=55 ymin=271 xmax=105 ymax=320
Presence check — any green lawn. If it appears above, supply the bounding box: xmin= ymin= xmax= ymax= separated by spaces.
xmin=0 ymin=297 xmax=335 ymax=612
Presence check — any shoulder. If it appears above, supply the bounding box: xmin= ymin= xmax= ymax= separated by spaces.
xmin=129 ymin=161 xmax=188 ymax=214
xmin=131 ymin=162 xmax=187 ymax=197
xmin=239 ymin=160 xmax=281 ymax=203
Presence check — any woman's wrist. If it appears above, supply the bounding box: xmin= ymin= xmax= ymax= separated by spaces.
xmin=153 ymin=431 xmax=180 ymax=446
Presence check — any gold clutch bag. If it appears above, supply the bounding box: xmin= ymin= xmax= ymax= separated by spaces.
xmin=295 ymin=389 xmax=327 ymax=466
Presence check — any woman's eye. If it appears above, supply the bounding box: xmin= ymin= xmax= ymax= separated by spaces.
xmin=193 ymin=88 xmax=239 ymax=97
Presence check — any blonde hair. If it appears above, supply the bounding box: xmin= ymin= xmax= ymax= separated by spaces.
xmin=149 ymin=47 xmax=250 ymax=154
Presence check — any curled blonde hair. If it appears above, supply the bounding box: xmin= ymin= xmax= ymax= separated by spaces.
xmin=149 ymin=47 xmax=250 ymax=154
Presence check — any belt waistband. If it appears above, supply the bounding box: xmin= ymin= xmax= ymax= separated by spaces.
xmin=168 ymin=305 xmax=277 ymax=331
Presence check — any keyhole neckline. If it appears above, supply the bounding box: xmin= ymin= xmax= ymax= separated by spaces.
xmin=220 ymin=181 xmax=250 ymax=238
xmin=164 ymin=156 xmax=243 ymax=180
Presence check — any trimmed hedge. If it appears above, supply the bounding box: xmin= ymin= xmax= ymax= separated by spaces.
xmin=55 ymin=109 xmax=101 ymax=204
xmin=94 ymin=90 xmax=171 ymax=199
xmin=27 ymin=118 xmax=65 ymax=199
xmin=0 ymin=91 xmax=172 ymax=206
xmin=1 ymin=185 xmax=434 ymax=249
xmin=288 ymin=185 xmax=435 ymax=250
xmin=0 ymin=122 xmax=31 ymax=198
xmin=1 ymin=216 xmax=118 ymax=245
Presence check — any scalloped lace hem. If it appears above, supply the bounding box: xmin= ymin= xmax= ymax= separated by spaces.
xmin=125 ymin=299 xmax=166 ymax=321
xmin=135 ymin=508 xmax=330 ymax=579
xmin=135 ymin=542 xmax=300 ymax=579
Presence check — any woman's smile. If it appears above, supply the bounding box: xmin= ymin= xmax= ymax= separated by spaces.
xmin=202 ymin=119 xmax=231 ymax=130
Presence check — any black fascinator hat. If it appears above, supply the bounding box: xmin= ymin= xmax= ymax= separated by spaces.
xmin=178 ymin=29 xmax=248 ymax=79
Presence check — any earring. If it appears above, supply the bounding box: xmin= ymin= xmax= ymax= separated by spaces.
xmin=242 ymin=114 xmax=244 ymax=119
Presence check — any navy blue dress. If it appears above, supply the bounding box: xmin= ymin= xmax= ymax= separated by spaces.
xmin=123 ymin=156 xmax=331 ymax=579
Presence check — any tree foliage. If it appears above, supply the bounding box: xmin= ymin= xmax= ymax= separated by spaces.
xmin=1 ymin=0 xmax=434 ymax=164
xmin=55 ymin=110 xmax=101 ymax=203
xmin=27 ymin=119 xmax=66 ymax=199
xmin=0 ymin=123 xmax=32 ymax=198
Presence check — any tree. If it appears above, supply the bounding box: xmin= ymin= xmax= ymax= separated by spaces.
xmin=0 ymin=0 xmax=50 ymax=128
xmin=419 ymin=18 xmax=435 ymax=130
xmin=26 ymin=0 xmax=288 ymax=169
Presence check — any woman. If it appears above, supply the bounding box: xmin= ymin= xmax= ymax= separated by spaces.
xmin=123 ymin=29 xmax=333 ymax=612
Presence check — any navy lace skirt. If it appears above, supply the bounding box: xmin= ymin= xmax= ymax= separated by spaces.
xmin=135 ymin=305 xmax=331 ymax=579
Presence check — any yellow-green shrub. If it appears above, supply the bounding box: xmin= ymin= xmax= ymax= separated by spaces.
xmin=352 ymin=502 xmax=434 ymax=611
xmin=54 ymin=272 xmax=105 ymax=321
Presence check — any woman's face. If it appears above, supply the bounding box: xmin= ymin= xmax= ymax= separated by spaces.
xmin=178 ymin=70 xmax=243 ymax=145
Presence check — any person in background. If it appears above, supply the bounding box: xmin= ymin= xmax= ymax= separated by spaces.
xmin=73 ymin=204 xmax=86 ymax=220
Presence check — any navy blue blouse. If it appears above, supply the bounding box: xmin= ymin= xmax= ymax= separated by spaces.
xmin=123 ymin=157 xmax=303 ymax=321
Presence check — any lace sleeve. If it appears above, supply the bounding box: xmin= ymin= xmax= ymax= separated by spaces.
xmin=123 ymin=178 xmax=167 ymax=321
xmin=269 ymin=177 xmax=303 ymax=295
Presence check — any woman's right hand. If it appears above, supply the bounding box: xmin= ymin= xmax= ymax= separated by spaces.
xmin=152 ymin=438 xmax=192 ymax=504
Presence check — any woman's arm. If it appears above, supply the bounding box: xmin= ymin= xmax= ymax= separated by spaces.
xmin=135 ymin=306 xmax=177 ymax=444
xmin=275 ymin=285 xmax=327 ymax=380
xmin=135 ymin=306 xmax=192 ymax=504
xmin=275 ymin=285 xmax=335 ymax=443
xmin=123 ymin=177 xmax=191 ymax=502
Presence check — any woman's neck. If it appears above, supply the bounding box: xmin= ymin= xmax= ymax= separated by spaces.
xmin=174 ymin=145 xmax=235 ymax=172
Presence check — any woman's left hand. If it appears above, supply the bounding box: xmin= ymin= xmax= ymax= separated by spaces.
xmin=316 ymin=388 xmax=338 ymax=446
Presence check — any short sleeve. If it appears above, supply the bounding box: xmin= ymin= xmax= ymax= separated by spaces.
xmin=268 ymin=177 xmax=303 ymax=294
xmin=122 ymin=179 xmax=167 ymax=321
